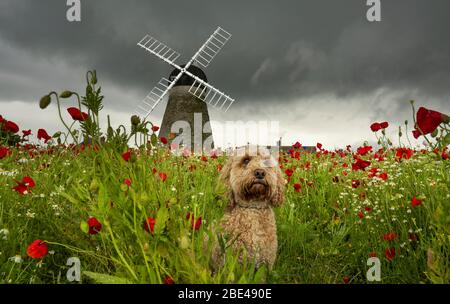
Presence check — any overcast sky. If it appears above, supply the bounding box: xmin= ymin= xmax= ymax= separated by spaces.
xmin=0 ymin=0 xmax=449 ymax=149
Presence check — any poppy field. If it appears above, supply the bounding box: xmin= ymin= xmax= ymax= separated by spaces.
xmin=0 ymin=73 xmax=449 ymax=284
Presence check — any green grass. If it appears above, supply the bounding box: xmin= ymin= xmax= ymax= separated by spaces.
xmin=0 ymin=144 xmax=448 ymax=284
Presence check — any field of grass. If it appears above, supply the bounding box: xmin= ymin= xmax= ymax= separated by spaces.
xmin=0 ymin=140 xmax=448 ymax=284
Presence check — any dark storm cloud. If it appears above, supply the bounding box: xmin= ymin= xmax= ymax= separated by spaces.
xmin=0 ymin=0 xmax=450 ymax=111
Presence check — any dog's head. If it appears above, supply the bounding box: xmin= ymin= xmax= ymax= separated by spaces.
xmin=220 ymin=150 xmax=285 ymax=210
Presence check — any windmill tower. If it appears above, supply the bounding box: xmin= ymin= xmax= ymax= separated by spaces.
xmin=136 ymin=27 xmax=234 ymax=153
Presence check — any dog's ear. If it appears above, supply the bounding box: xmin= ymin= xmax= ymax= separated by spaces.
xmin=219 ymin=158 xmax=236 ymax=211
xmin=270 ymin=168 xmax=285 ymax=207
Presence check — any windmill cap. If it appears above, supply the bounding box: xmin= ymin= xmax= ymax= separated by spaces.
xmin=169 ymin=64 xmax=208 ymax=87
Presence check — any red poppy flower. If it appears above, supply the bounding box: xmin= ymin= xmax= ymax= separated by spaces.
xmin=13 ymin=176 xmax=35 ymax=195
xmin=3 ymin=120 xmax=19 ymax=133
xmin=352 ymin=157 xmax=371 ymax=171
xmin=37 ymin=129 xmax=52 ymax=143
xmin=151 ymin=125 xmax=160 ymax=132
xmin=351 ymin=180 xmax=361 ymax=189
xmin=358 ymin=211 xmax=364 ymax=219
xmin=122 ymin=150 xmax=131 ymax=162
xmin=27 ymin=240 xmax=48 ymax=259
xmin=293 ymin=183 xmax=301 ymax=192
xmin=159 ymin=172 xmax=167 ymax=182
xmin=201 ymin=156 xmax=208 ymax=162
xmin=123 ymin=178 xmax=132 ymax=187
xmin=357 ymin=146 xmax=372 ymax=156
xmin=0 ymin=115 xmax=4 ymax=124
xmin=380 ymin=121 xmax=389 ymax=129
xmin=143 ymin=217 xmax=156 ymax=233
xmin=411 ymin=197 xmax=422 ymax=207
xmin=395 ymin=147 xmax=413 ymax=160
xmin=22 ymin=176 xmax=35 ymax=188
xmin=163 ymin=276 xmax=175 ymax=284
xmin=365 ymin=206 xmax=372 ymax=212
xmin=67 ymin=107 xmax=89 ymax=121
xmin=285 ymin=169 xmax=294 ymax=177
xmin=343 ymin=276 xmax=350 ymax=284
xmin=316 ymin=143 xmax=322 ymax=150
xmin=412 ymin=107 xmax=448 ymax=138
xmin=368 ymin=252 xmax=377 ymax=258
xmin=442 ymin=150 xmax=448 ymax=160
xmin=186 ymin=213 xmax=202 ymax=230
xmin=378 ymin=172 xmax=388 ymax=181
xmin=385 ymin=247 xmax=396 ymax=261
xmin=413 ymin=107 xmax=448 ymax=139
xmin=370 ymin=122 xmax=382 ymax=132
xmin=22 ymin=129 xmax=32 ymax=137
xmin=192 ymin=217 xmax=202 ymax=230
xmin=0 ymin=146 xmax=10 ymax=159
xmin=292 ymin=142 xmax=301 ymax=149
xmin=383 ymin=232 xmax=397 ymax=241
xmin=342 ymin=163 xmax=348 ymax=168
xmin=160 ymin=137 xmax=168 ymax=144
xmin=408 ymin=233 xmax=418 ymax=242
xmin=87 ymin=217 xmax=102 ymax=235
xmin=13 ymin=182 xmax=28 ymax=195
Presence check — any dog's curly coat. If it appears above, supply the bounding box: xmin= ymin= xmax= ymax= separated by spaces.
xmin=213 ymin=149 xmax=285 ymax=269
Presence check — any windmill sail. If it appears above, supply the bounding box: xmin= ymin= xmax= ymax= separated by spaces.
xmin=137 ymin=35 xmax=181 ymax=66
xmin=136 ymin=75 xmax=181 ymax=118
xmin=188 ymin=77 xmax=234 ymax=112
xmin=192 ymin=27 xmax=232 ymax=68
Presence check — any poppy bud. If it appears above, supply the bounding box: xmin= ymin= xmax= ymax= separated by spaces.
xmin=409 ymin=100 xmax=415 ymax=105
xmin=107 ymin=126 xmax=114 ymax=138
xmin=398 ymin=127 xmax=402 ymax=137
xmin=39 ymin=95 xmax=51 ymax=109
xmin=381 ymin=129 xmax=385 ymax=135
xmin=442 ymin=114 xmax=450 ymax=124
xmin=86 ymin=85 xmax=93 ymax=94
xmin=131 ymin=115 xmax=140 ymax=126
xmin=431 ymin=129 xmax=438 ymax=138
xmin=404 ymin=120 xmax=408 ymax=125
xmin=90 ymin=179 xmax=99 ymax=194
xmin=130 ymin=153 xmax=137 ymax=163
xmin=91 ymin=71 xmax=97 ymax=85
xmin=60 ymin=91 xmax=73 ymax=99
xmin=444 ymin=133 xmax=450 ymax=145
xmin=52 ymin=131 xmax=61 ymax=138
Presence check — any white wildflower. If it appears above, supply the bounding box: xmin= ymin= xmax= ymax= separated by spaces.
xmin=9 ymin=255 xmax=23 ymax=263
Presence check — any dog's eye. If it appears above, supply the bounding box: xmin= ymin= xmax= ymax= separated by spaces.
xmin=242 ymin=157 xmax=251 ymax=166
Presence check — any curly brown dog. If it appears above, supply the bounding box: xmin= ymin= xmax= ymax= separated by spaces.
xmin=212 ymin=148 xmax=285 ymax=270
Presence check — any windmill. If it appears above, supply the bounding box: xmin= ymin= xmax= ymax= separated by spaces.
xmin=136 ymin=27 xmax=234 ymax=152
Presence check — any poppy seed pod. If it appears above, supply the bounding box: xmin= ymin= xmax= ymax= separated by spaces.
xmin=39 ymin=95 xmax=51 ymax=109
xmin=131 ymin=115 xmax=140 ymax=126
xmin=442 ymin=114 xmax=450 ymax=124
xmin=60 ymin=91 xmax=73 ymax=99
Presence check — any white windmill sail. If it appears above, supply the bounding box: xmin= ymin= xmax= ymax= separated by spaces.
xmin=137 ymin=35 xmax=181 ymax=66
xmin=191 ymin=27 xmax=232 ymax=68
xmin=136 ymin=26 xmax=235 ymax=118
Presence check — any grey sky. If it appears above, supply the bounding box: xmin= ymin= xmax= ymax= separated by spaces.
xmin=0 ymin=0 xmax=449 ymax=148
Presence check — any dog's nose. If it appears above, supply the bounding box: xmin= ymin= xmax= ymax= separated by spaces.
xmin=254 ymin=169 xmax=265 ymax=179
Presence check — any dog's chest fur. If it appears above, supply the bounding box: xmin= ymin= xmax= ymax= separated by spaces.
xmin=221 ymin=206 xmax=277 ymax=267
